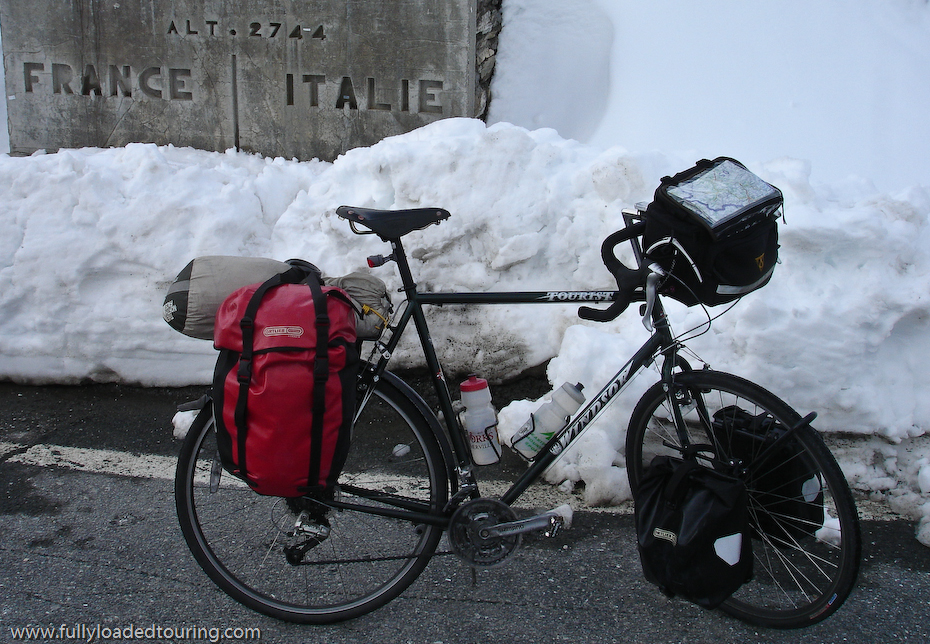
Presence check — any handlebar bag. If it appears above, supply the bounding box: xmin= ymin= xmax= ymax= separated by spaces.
xmin=711 ymin=406 xmax=825 ymax=545
xmin=642 ymin=158 xmax=783 ymax=307
xmin=212 ymin=266 xmax=359 ymax=497
xmin=635 ymin=455 xmax=753 ymax=609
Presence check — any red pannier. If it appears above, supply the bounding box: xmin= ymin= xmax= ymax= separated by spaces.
xmin=212 ymin=265 xmax=358 ymax=497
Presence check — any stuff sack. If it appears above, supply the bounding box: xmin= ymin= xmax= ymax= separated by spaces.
xmin=642 ymin=157 xmax=783 ymax=307
xmin=164 ymin=256 xmax=291 ymax=339
xmin=635 ymin=456 xmax=753 ymax=609
xmin=324 ymin=272 xmax=393 ymax=339
xmin=212 ymin=265 xmax=359 ymax=497
xmin=711 ymin=406 xmax=825 ymax=545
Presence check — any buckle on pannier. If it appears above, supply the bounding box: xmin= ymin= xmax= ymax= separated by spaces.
xmin=237 ymin=359 xmax=252 ymax=384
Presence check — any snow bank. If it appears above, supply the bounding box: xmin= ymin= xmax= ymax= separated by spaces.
xmin=0 ymin=120 xmax=660 ymax=385
xmin=4 ymin=121 xmax=928 ymax=439
xmin=1 ymin=121 xmax=929 ymax=536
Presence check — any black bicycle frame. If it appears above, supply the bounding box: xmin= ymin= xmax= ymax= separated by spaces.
xmin=353 ymin=235 xmax=680 ymax=515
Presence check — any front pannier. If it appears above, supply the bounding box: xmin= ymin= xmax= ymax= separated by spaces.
xmin=711 ymin=406 xmax=825 ymax=545
xmin=635 ymin=455 xmax=754 ymax=609
xmin=212 ymin=265 xmax=359 ymax=497
xmin=642 ymin=157 xmax=783 ymax=307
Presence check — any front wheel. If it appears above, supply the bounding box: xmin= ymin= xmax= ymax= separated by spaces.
xmin=626 ymin=370 xmax=860 ymax=629
xmin=175 ymin=373 xmax=449 ymax=624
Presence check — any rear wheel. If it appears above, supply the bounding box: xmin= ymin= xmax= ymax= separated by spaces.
xmin=175 ymin=374 xmax=449 ymax=623
xmin=626 ymin=370 xmax=860 ymax=628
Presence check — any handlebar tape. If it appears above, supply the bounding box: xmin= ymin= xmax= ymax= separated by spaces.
xmin=578 ymin=299 xmax=630 ymax=322
xmin=578 ymin=221 xmax=648 ymax=322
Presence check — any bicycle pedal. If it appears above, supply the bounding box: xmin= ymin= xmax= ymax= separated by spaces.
xmin=544 ymin=514 xmax=564 ymax=538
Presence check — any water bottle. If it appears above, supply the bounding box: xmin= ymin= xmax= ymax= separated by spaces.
xmin=459 ymin=374 xmax=501 ymax=465
xmin=511 ymin=382 xmax=585 ymax=460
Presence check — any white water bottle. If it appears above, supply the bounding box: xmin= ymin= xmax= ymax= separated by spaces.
xmin=460 ymin=375 xmax=501 ymax=465
xmin=511 ymin=382 xmax=585 ymax=460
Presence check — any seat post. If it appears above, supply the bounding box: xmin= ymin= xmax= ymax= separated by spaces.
xmin=389 ymin=238 xmax=419 ymax=298
xmin=387 ymin=237 xmax=474 ymax=471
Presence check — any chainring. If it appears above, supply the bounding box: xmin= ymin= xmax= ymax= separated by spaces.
xmin=448 ymin=498 xmax=521 ymax=568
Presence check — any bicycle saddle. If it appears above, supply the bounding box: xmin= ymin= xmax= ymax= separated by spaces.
xmin=336 ymin=205 xmax=450 ymax=240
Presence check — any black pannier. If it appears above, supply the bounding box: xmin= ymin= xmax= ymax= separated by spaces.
xmin=642 ymin=157 xmax=783 ymax=307
xmin=711 ymin=406 xmax=825 ymax=545
xmin=635 ymin=455 xmax=754 ymax=609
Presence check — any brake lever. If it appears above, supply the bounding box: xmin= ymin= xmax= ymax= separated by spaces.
xmin=642 ymin=264 xmax=665 ymax=332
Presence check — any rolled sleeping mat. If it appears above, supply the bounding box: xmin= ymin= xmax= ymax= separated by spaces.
xmin=163 ymin=256 xmax=291 ymax=340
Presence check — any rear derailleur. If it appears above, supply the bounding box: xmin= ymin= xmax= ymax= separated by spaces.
xmin=283 ymin=498 xmax=331 ymax=565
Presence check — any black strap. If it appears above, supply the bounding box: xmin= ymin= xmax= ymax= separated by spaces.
xmin=663 ymin=458 xmax=700 ymax=508
xmin=233 ymin=265 xmax=322 ymax=481
xmin=305 ymin=275 xmax=330 ymax=491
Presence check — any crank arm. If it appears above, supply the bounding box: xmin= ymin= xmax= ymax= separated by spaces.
xmin=479 ymin=511 xmax=565 ymax=539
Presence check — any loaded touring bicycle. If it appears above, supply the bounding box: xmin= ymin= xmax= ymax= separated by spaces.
xmin=171 ymin=159 xmax=861 ymax=629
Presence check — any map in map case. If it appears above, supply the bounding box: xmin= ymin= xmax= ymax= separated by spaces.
xmin=667 ymin=160 xmax=781 ymax=230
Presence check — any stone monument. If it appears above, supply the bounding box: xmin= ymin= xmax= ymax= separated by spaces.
xmin=0 ymin=0 xmax=477 ymax=160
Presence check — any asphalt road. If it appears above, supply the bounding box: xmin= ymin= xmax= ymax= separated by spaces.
xmin=1 ymin=381 xmax=928 ymax=643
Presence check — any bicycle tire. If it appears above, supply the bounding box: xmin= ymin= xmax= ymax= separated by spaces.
xmin=175 ymin=372 xmax=449 ymax=624
xmin=626 ymin=370 xmax=860 ymax=629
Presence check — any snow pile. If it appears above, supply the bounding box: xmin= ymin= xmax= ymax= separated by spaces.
xmin=1 ymin=120 xmax=929 ymax=542
xmin=0 ymin=121 xmax=663 ymax=385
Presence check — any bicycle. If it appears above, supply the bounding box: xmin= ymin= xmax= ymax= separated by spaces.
xmin=175 ymin=203 xmax=861 ymax=629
